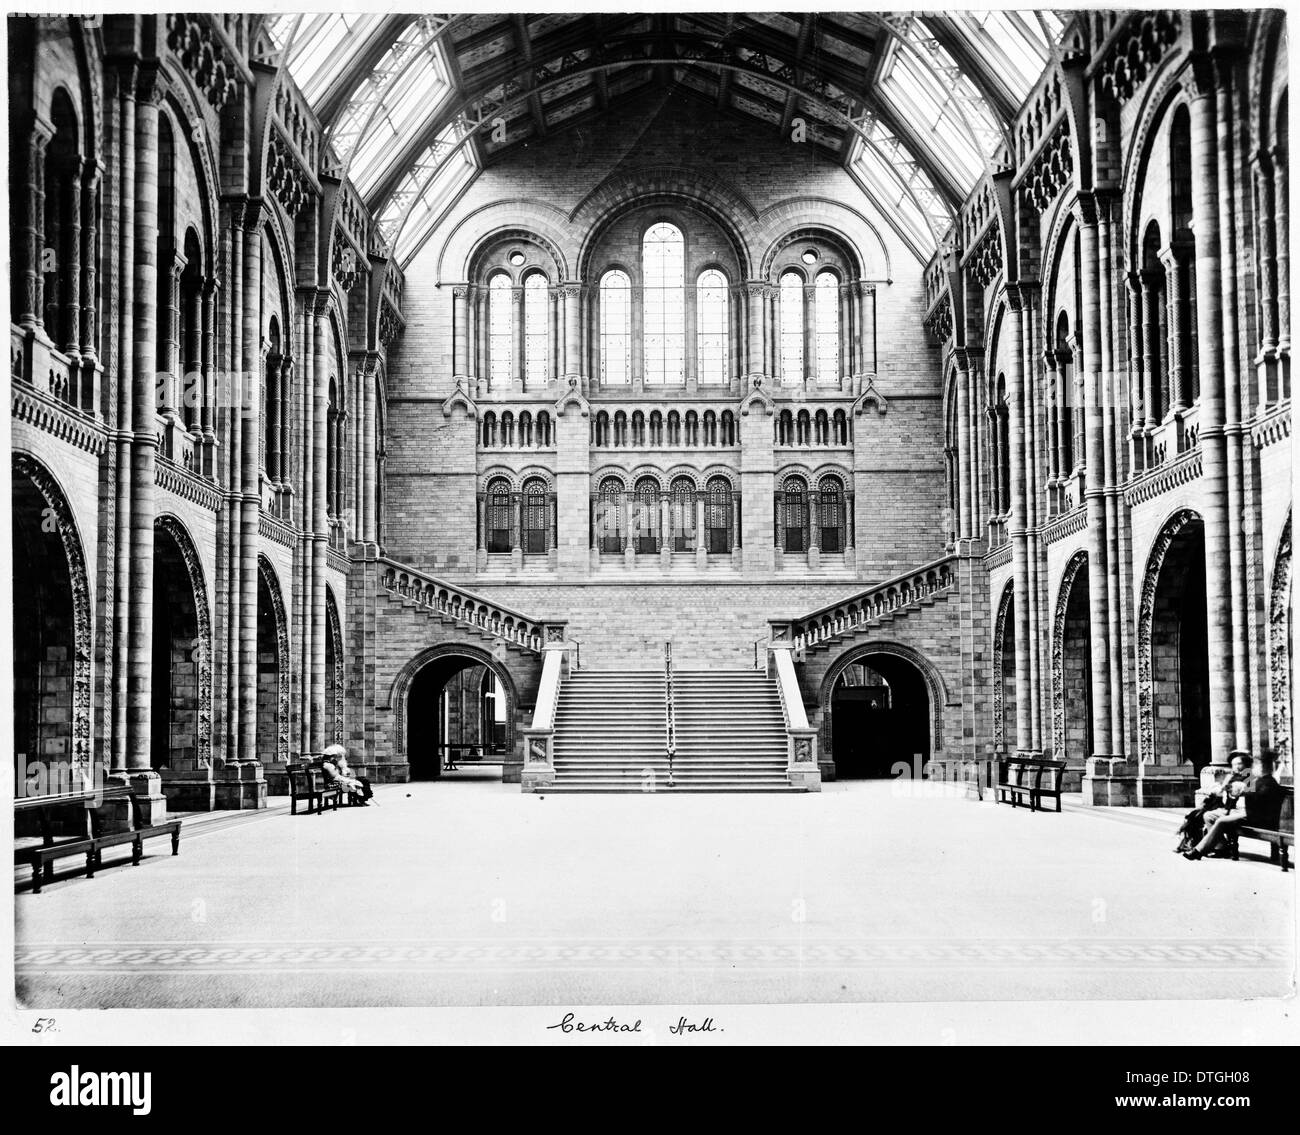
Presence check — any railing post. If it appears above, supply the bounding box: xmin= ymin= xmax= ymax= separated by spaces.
xmin=521 ymin=639 xmax=566 ymax=792
xmin=769 ymin=641 xmax=821 ymax=792
xmin=664 ymin=641 xmax=676 ymax=788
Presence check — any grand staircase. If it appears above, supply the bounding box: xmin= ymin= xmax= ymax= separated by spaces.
xmin=548 ymin=668 xmax=800 ymax=792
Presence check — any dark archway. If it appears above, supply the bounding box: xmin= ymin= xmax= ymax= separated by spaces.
xmin=993 ymin=584 xmax=1016 ymax=752
xmin=256 ymin=558 xmax=290 ymax=789
xmin=12 ymin=454 xmax=92 ymax=798
xmin=12 ymin=463 xmax=80 ymax=794
xmin=1053 ymin=552 xmax=1093 ymax=789
xmin=1140 ymin=511 xmax=1210 ymax=773
xmin=403 ymin=649 xmax=515 ymax=781
xmin=325 ymin=588 xmax=344 ymax=748
xmin=151 ymin=521 xmax=200 ymax=773
xmin=828 ymin=652 xmax=934 ymax=780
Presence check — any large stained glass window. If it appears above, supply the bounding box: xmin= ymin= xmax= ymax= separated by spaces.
xmin=600 ymin=270 xmax=631 ymax=385
xmin=488 ymin=273 xmax=512 ymax=389
xmin=523 ymin=273 xmax=547 ymax=389
xmin=643 ymin=223 xmax=685 ymax=385
xmin=696 ymin=268 xmax=729 ymax=385
xmin=780 ymin=271 xmax=805 ymax=385
xmin=815 ymin=271 xmax=840 ymax=382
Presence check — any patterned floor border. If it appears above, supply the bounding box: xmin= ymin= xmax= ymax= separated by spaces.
xmin=15 ymin=936 xmax=1292 ymax=974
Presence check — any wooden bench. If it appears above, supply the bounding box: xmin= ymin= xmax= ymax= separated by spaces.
xmin=1225 ymin=785 xmax=1294 ymax=871
xmin=287 ymin=762 xmax=342 ymax=815
xmin=996 ymin=756 xmax=1067 ymax=813
xmin=15 ymin=786 xmax=181 ymax=894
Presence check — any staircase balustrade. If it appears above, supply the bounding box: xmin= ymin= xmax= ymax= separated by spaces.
xmin=664 ymin=641 xmax=677 ymax=787
xmin=779 ymin=553 xmax=958 ymax=652
xmin=379 ymin=556 xmax=554 ymax=652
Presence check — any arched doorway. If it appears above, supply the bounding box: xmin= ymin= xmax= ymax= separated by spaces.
xmin=256 ymin=558 xmax=289 ymax=787
xmin=11 ymin=454 xmax=91 ymax=796
xmin=403 ymin=648 xmax=515 ymax=781
xmin=825 ymin=648 xmax=935 ymax=780
xmin=1053 ymin=552 xmax=1092 ymax=789
xmin=152 ymin=516 xmax=213 ymax=808
xmin=993 ymin=585 xmax=1016 ymax=753
xmin=325 ymin=588 xmax=344 ymax=748
xmin=1140 ymin=510 xmax=1210 ymax=773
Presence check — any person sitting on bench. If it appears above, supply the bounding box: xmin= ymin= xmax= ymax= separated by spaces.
xmin=1175 ymin=754 xmax=1250 ymax=854
xmin=322 ymin=744 xmax=375 ymax=805
xmin=1183 ymin=752 xmax=1280 ymax=861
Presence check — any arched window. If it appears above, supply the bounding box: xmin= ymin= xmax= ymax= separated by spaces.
xmin=671 ymin=476 xmax=696 ymax=552
xmin=797 ymin=409 xmax=811 ymax=446
xmin=594 ymin=410 xmax=610 ymax=448
xmin=44 ymin=90 xmax=81 ymax=353
xmin=1054 ymin=311 xmax=1076 ymax=474
xmin=776 ymin=409 xmax=793 ymax=446
xmin=696 ymin=268 xmax=729 ymax=385
xmin=643 ymin=223 xmax=685 ymax=385
xmin=536 ymin=411 xmax=552 ymax=447
xmin=180 ymin=229 xmax=203 ymax=433
xmin=501 ymin=410 xmax=515 ymax=448
xmin=667 ymin=411 xmax=681 ymax=446
xmin=833 ymin=409 xmax=848 ymax=445
xmin=685 ymin=410 xmax=699 ymax=447
xmin=488 ymin=273 xmax=512 ymax=389
xmin=524 ymin=273 xmax=548 ymax=389
xmin=634 ymin=476 xmax=661 ymax=554
xmin=815 ymin=271 xmax=840 ymax=382
xmin=487 ymin=477 xmax=512 ymax=553
xmin=522 ymin=477 xmax=549 ymax=554
xmin=705 ymin=476 xmax=734 ymax=554
xmin=721 ymin=410 xmax=736 ymax=446
xmin=820 ymin=476 xmax=845 ymax=553
xmin=1168 ymin=105 xmax=1198 ymax=406
xmin=815 ymin=410 xmax=829 ymax=446
xmin=782 ymin=476 xmax=808 ymax=553
xmin=600 ymin=270 xmax=631 ymax=385
xmin=631 ymin=410 xmax=646 ymax=447
xmin=780 ymin=271 xmax=804 ymax=384
xmin=649 ymin=411 xmax=663 ymax=447
xmin=518 ymin=411 xmax=533 ymax=448
xmin=613 ymin=410 xmax=628 ymax=447
xmin=703 ymin=410 xmax=717 ymax=446
xmin=482 ymin=411 xmax=497 ymax=448
xmin=596 ymin=477 xmax=624 ymax=554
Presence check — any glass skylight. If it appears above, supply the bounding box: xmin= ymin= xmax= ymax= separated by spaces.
xmin=264 ymin=14 xmax=386 ymax=106
xmin=945 ymin=10 xmax=1065 ymax=102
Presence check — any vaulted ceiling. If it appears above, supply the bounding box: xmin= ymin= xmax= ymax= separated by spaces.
xmin=254 ymin=11 xmax=1067 ymax=266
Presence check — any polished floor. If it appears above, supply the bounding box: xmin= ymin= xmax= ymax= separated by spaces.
xmin=13 ymin=780 xmax=1295 ymax=1009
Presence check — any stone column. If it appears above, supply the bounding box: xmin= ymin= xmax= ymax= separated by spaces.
xmin=1043 ymin=350 xmax=1060 ymax=497
xmin=660 ymin=492 xmax=672 ymax=569
xmin=234 ymin=206 xmax=265 ymax=803
xmin=1077 ymin=201 xmax=1115 ymax=759
xmin=1160 ymin=246 xmax=1191 ymax=413
xmin=548 ymin=287 xmax=560 ymax=385
xmin=79 ymin=159 xmax=101 ymax=365
xmin=452 ymin=285 xmax=469 ymax=376
xmin=512 ymin=286 xmax=525 ymax=391
xmin=18 ymin=117 xmax=51 ymax=329
xmin=1218 ymin=54 xmax=1254 ymax=759
xmin=695 ymin=491 xmax=707 ymax=569
xmin=1188 ymin=66 xmax=1236 ymax=773
xmin=956 ymin=354 xmax=974 ymax=536
xmin=559 ymin=283 xmax=579 ymax=380
xmin=124 ymin=69 xmax=165 ymax=816
xmin=310 ymin=301 xmax=329 ymax=758
xmin=1125 ymin=273 xmax=1146 ymax=466
xmin=746 ymin=283 xmax=764 ymax=376
xmin=1004 ymin=293 xmax=1034 ymax=754
xmin=1273 ymin=147 xmax=1291 ymax=361
xmin=62 ymin=159 xmax=83 ymax=360
xmin=363 ymin=362 xmax=377 ymax=543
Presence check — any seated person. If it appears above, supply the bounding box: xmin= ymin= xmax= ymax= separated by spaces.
xmin=1184 ymin=753 xmax=1281 ymax=860
xmin=1174 ymin=755 xmax=1250 ymax=853
xmin=321 ymin=744 xmax=375 ymax=805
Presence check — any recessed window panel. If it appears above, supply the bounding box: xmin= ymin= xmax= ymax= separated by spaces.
xmin=780 ymin=271 xmax=804 ymax=385
xmin=524 ymin=274 xmax=548 ymax=389
xmin=815 ymin=271 xmax=840 ymax=382
xmin=696 ymin=269 xmax=729 ymax=386
xmin=643 ymin=223 xmax=685 ymax=386
xmin=488 ymin=273 xmax=512 ymax=389
xmin=600 ymin=270 xmax=631 ymax=386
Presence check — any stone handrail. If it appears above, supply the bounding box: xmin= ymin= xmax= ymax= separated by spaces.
xmin=379 ymin=556 xmax=550 ymax=652
xmin=781 ymin=553 xmax=958 ymax=652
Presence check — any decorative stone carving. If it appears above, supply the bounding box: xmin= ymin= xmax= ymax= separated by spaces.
xmin=165 ymin=15 xmax=238 ymax=108
xmin=1269 ymin=514 xmax=1292 ymax=771
xmin=992 ymin=584 xmax=1014 ymax=751
xmin=266 ymin=129 xmax=312 ymax=217
xmin=1098 ymin=12 xmax=1183 ymax=106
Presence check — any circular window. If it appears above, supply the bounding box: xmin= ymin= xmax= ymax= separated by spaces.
xmin=508 ymin=250 xmax=526 ymax=267
xmin=801 ymin=248 xmax=819 ymax=265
